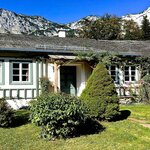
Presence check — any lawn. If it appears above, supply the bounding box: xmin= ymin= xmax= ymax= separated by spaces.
xmin=0 ymin=105 xmax=150 ymax=150
xmin=121 ymin=104 xmax=150 ymax=123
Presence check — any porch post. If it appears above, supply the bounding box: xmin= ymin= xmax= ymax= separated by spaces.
xmin=36 ymin=60 xmax=39 ymax=97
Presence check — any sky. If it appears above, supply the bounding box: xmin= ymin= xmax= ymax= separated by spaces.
xmin=1 ymin=0 xmax=150 ymax=24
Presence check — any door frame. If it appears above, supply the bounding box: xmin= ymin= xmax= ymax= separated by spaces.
xmin=58 ymin=63 xmax=82 ymax=96
xmin=59 ymin=66 xmax=77 ymax=95
xmin=57 ymin=62 xmax=91 ymax=96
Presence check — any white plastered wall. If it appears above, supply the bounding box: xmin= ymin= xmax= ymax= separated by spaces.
xmin=48 ymin=63 xmax=55 ymax=84
xmin=0 ymin=57 xmax=47 ymax=109
xmin=0 ymin=57 xmax=42 ymax=100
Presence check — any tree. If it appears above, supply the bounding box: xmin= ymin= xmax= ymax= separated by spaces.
xmin=141 ymin=15 xmax=150 ymax=40
xmin=80 ymin=63 xmax=120 ymax=120
xmin=79 ymin=14 xmax=121 ymax=40
xmin=122 ymin=20 xmax=142 ymax=40
xmin=66 ymin=29 xmax=76 ymax=37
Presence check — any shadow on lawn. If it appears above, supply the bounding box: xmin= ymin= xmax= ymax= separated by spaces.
xmin=111 ymin=110 xmax=131 ymax=122
xmin=11 ymin=109 xmax=31 ymax=127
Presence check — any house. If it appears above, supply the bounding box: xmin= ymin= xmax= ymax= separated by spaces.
xmin=0 ymin=33 xmax=150 ymax=109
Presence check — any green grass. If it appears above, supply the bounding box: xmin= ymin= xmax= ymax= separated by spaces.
xmin=0 ymin=105 xmax=150 ymax=150
xmin=121 ymin=104 xmax=150 ymax=122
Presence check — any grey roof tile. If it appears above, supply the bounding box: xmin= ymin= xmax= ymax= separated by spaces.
xmin=0 ymin=33 xmax=150 ymax=56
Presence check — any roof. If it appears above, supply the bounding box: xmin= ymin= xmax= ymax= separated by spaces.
xmin=0 ymin=33 xmax=150 ymax=56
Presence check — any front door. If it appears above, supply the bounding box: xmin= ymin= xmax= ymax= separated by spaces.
xmin=60 ymin=66 xmax=76 ymax=96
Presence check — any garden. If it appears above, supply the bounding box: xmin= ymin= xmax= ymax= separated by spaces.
xmin=0 ymin=62 xmax=150 ymax=150
xmin=0 ymin=104 xmax=149 ymax=150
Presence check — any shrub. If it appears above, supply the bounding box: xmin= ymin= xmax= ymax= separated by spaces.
xmin=80 ymin=63 xmax=120 ymax=120
xmin=0 ymin=99 xmax=14 ymax=127
xmin=139 ymin=75 xmax=150 ymax=104
xmin=40 ymin=77 xmax=51 ymax=93
xmin=30 ymin=93 xmax=89 ymax=139
xmin=12 ymin=109 xmax=31 ymax=127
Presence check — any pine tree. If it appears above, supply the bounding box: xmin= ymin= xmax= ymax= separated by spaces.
xmin=141 ymin=15 xmax=150 ymax=40
xmin=122 ymin=20 xmax=142 ymax=40
xmin=79 ymin=14 xmax=121 ymax=40
xmin=80 ymin=63 xmax=120 ymax=120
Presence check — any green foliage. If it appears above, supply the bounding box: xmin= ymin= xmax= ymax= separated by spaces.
xmin=78 ymin=14 xmax=150 ymax=40
xmin=0 ymin=99 xmax=14 ymax=127
xmin=139 ymin=75 xmax=150 ymax=104
xmin=143 ymin=74 xmax=150 ymax=83
xmin=30 ymin=93 xmax=89 ymax=139
xmin=80 ymin=63 xmax=120 ymax=120
xmin=75 ymin=51 xmax=123 ymax=68
xmin=141 ymin=15 xmax=150 ymax=40
xmin=40 ymin=77 xmax=50 ymax=93
xmin=66 ymin=29 xmax=76 ymax=37
xmin=79 ymin=14 xmax=121 ymax=40
xmin=12 ymin=109 xmax=31 ymax=127
xmin=75 ymin=51 xmax=99 ymax=68
xmin=135 ymin=56 xmax=150 ymax=77
xmin=122 ymin=20 xmax=142 ymax=40
xmin=75 ymin=51 xmax=98 ymax=62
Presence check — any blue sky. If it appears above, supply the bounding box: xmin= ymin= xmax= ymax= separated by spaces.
xmin=1 ymin=0 xmax=150 ymax=24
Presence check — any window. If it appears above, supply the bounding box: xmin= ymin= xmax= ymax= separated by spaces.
xmin=108 ymin=66 xmax=119 ymax=83
xmin=124 ymin=66 xmax=136 ymax=82
xmin=0 ymin=62 xmax=2 ymax=83
xmin=12 ymin=62 xmax=30 ymax=82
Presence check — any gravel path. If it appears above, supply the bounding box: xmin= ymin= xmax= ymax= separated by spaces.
xmin=128 ymin=118 xmax=150 ymax=128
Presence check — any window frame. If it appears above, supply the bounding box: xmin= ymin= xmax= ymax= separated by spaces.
xmin=124 ymin=66 xmax=136 ymax=82
xmin=10 ymin=61 xmax=33 ymax=85
xmin=108 ymin=65 xmax=119 ymax=84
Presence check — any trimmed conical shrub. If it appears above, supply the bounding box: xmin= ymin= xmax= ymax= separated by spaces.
xmin=80 ymin=63 xmax=120 ymax=120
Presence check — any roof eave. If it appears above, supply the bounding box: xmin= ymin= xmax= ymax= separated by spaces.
xmin=0 ymin=47 xmax=76 ymax=55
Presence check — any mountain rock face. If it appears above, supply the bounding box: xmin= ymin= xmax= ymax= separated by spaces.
xmin=67 ymin=15 xmax=99 ymax=29
xmin=0 ymin=7 xmax=150 ymax=36
xmin=122 ymin=7 xmax=150 ymax=26
xmin=0 ymin=8 xmax=69 ymax=36
xmin=68 ymin=7 xmax=150 ymax=30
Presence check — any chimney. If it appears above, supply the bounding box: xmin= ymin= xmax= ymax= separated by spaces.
xmin=58 ymin=30 xmax=66 ymax=38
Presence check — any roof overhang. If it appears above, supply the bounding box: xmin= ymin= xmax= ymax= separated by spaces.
xmin=0 ymin=47 xmax=76 ymax=55
xmin=0 ymin=47 xmax=143 ymax=57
